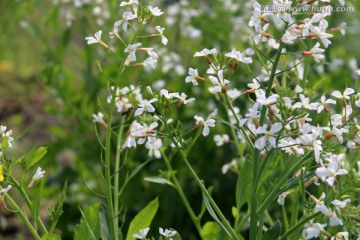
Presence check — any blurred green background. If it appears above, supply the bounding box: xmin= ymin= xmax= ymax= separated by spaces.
xmin=1 ymin=0 xmax=360 ymax=239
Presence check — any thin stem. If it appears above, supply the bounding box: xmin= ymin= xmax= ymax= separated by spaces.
xmin=251 ymin=40 xmax=284 ymax=239
xmin=177 ymin=148 xmax=239 ymax=240
xmin=162 ymin=151 xmax=202 ymax=234
xmin=9 ymin=176 xmax=48 ymax=235
xmin=103 ymin=26 xmax=141 ymax=240
xmin=114 ymin=118 xmax=125 ymax=220
xmin=165 ymin=123 xmax=239 ymax=240
xmin=4 ymin=194 xmax=41 ymax=240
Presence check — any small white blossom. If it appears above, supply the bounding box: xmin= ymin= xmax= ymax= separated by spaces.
xmin=135 ymin=98 xmax=158 ymax=116
xmin=159 ymin=228 xmax=177 ymax=239
xmin=255 ymin=123 xmax=282 ymax=150
xmin=145 ymin=138 xmax=162 ymax=159
xmin=132 ymin=227 xmax=150 ymax=239
xmin=85 ymin=30 xmax=102 ymax=45
xmin=155 ymin=26 xmax=168 ymax=45
xmin=148 ymin=6 xmax=163 ymax=16
xmin=0 ymin=185 xmax=12 ymax=194
xmin=194 ymin=48 xmax=218 ymax=57
xmin=214 ymin=134 xmax=230 ymax=146
xmin=194 ymin=115 xmax=215 ymax=137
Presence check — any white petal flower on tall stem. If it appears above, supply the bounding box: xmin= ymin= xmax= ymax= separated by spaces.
xmin=85 ymin=30 xmax=109 ymax=48
xmin=134 ymin=98 xmax=158 ymax=116
xmin=148 ymin=6 xmax=163 ymax=16
xmin=315 ymin=162 xmax=348 ymax=186
xmin=302 ymin=42 xmax=325 ymax=63
xmin=145 ymin=138 xmax=162 ymax=159
xmin=155 ymin=26 xmax=168 ymax=45
xmin=194 ymin=115 xmax=215 ymax=137
xmin=208 ymin=70 xmax=230 ymax=93
xmin=255 ymin=123 xmax=282 ymax=150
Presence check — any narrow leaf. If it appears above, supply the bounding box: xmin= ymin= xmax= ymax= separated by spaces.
xmin=125 ymin=197 xmax=159 ymax=240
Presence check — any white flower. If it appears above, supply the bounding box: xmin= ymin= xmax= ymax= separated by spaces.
xmin=302 ymin=42 xmax=325 ymax=62
xmin=142 ymin=57 xmax=158 ymax=69
xmin=174 ymin=93 xmax=195 ymax=105
xmin=315 ymin=95 xmax=336 ymax=113
xmin=124 ymin=43 xmax=142 ymax=63
xmin=316 ymin=162 xmax=348 ymax=186
xmin=194 ymin=115 xmax=216 ymax=137
xmin=148 ymin=6 xmax=163 ymax=16
xmin=310 ymin=26 xmax=333 ymax=48
xmin=92 ymin=112 xmax=104 ymax=123
xmin=185 ymin=68 xmax=204 ymax=86
xmin=214 ymin=134 xmax=230 ymax=146
xmin=277 ymin=192 xmax=287 ymax=205
xmin=256 ymin=89 xmax=279 ymax=106
xmin=155 ymin=26 xmax=168 ymax=45
xmin=208 ymin=70 xmax=230 ymax=93
xmin=222 ymin=159 xmax=237 ymax=174
xmin=159 ymin=228 xmax=177 ymax=239
xmin=33 ymin=167 xmax=45 ymax=180
xmin=0 ymin=185 xmax=12 ymax=194
xmin=255 ymin=123 xmax=282 ymax=150
xmin=194 ymin=48 xmax=218 ymax=57
xmin=332 ymin=198 xmax=350 ymax=208
xmin=135 ymin=98 xmax=158 ymax=116
xmin=282 ymin=30 xmax=297 ymax=44
xmin=85 ymin=30 xmax=102 ymax=45
xmin=119 ymin=0 xmax=138 ymax=7
xmin=145 ymin=138 xmax=162 ymax=159
xmin=332 ymin=88 xmax=355 ymax=100
xmin=85 ymin=31 xmax=108 ymax=48
xmin=331 ymin=232 xmax=349 ymax=240
xmin=160 ymin=89 xmax=178 ymax=99
xmin=302 ymin=221 xmax=325 ymax=239
xmin=225 ymin=49 xmax=252 ymax=64
xmin=132 ymin=227 xmax=150 ymax=239
xmin=227 ymin=88 xmax=241 ymax=100
xmin=249 ymin=1 xmax=270 ymax=32
xmin=292 ymin=94 xmax=318 ymax=110
xmin=268 ymin=38 xmax=280 ymax=49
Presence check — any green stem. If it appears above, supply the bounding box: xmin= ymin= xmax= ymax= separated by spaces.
xmin=10 ymin=176 xmax=48 ymax=235
xmin=114 ymin=119 xmax=125 ymax=220
xmin=162 ymin=152 xmax=202 ymax=234
xmin=251 ymin=41 xmax=284 ymax=239
xmin=278 ymin=212 xmax=320 ymax=240
xmin=257 ymin=152 xmax=312 ymax=214
xmin=4 ymin=194 xmax=41 ymax=240
xmin=103 ymin=26 xmax=141 ymax=240
xmin=249 ymin=149 xmax=260 ymax=240
xmin=169 ymin=134 xmax=239 ymax=240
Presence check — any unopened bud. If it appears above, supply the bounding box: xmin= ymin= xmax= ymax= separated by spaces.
xmin=146 ymin=86 xmax=153 ymax=95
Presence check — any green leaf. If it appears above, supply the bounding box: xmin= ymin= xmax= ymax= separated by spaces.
xmin=42 ymin=233 xmax=61 ymax=240
xmin=74 ymin=204 xmax=101 ymax=240
xmin=171 ymin=230 xmax=182 ymax=240
xmin=202 ymin=192 xmax=232 ymax=239
xmin=99 ymin=205 xmax=111 ymax=240
xmin=144 ymin=177 xmax=173 ymax=186
xmin=32 ymin=180 xmax=43 ymax=230
xmin=201 ymin=222 xmax=220 ymax=240
xmin=126 ymin=197 xmax=159 ymax=240
xmin=262 ymin=219 xmax=282 ymax=240
xmin=27 ymin=146 xmax=47 ymax=170
xmin=236 ymin=158 xmax=252 ymax=209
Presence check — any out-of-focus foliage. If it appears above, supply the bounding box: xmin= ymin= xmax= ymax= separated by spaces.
xmin=0 ymin=0 xmax=360 ymax=239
